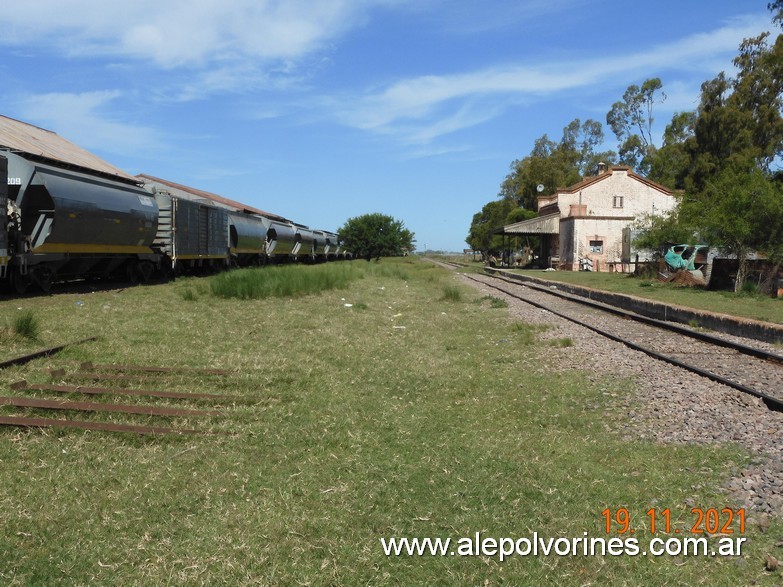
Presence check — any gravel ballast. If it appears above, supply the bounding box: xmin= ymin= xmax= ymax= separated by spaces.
xmin=460 ymin=272 xmax=783 ymax=519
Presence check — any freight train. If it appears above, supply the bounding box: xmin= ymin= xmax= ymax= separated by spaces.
xmin=0 ymin=135 xmax=344 ymax=294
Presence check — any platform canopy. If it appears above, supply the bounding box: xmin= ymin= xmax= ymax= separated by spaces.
xmin=498 ymin=212 xmax=560 ymax=235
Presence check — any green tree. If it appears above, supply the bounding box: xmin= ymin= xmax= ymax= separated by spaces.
xmin=559 ymin=118 xmax=614 ymax=177
xmin=499 ymin=135 xmax=565 ymax=210
xmin=647 ymin=111 xmax=697 ymax=189
xmin=606 ymin=78 xmax=666 ymax=175
xmin=465 ymin=199 xmax=517 ymax=256
xmin=630 ymin=206 xmax=697 ymax=253
xmin=772 ymin=0 xmax=783 ymax=24
xmin=730 ymin=32 xmax=783 ymax=168
xmin=500 ymin=120 xmax=614 ymax=210
xmin=683 ymin=30 xmax=783 ymax=192
xmin=505 ymin=207 xmax=538 ymax=225
xmin=681 ymin=165 xmax=783 ymax=291
xmin=338 ymin=213 xmax=415 ymax=261
xmin=646 ymin=5 xmax=783 ymax=292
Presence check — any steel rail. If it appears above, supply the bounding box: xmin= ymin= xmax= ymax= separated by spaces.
xmin=0 ymin=337 xmax=98 ymax=370
xmin=79 ymin=361 xmax=231 ymax=375
xmin=11 ymin=380 xmax=233 ymax=401
xmin=0 ymin=396 xmax=219 ymax=417
xmin=462 ymin=272 xmax=783 ymax=412
xmin=0 ymin=415 xmax=200 ymax=435
xmin=485 ymin=269 xmax=783 ymax=365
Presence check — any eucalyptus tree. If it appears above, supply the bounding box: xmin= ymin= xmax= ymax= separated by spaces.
xmin=499 ymin=119 xmax=614 ymax=210
xmin=653 ymin=7 xmax=783 ymax=291
xmin=647 ymin=111 xmax=697 ymax=189
xmin=606 ymin=78 xmax=666 ymax=175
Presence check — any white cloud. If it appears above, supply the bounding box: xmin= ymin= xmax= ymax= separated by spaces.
xmin=1 ymin=0 xmax=379 ymax=68
xmin=14 ymin=91 xmax=164 ymax=156
xmin=336 ymin=14 xmax=769 ymax=142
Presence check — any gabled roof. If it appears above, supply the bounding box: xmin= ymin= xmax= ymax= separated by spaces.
xmin=137 ymin=173 xmax=289 ymax=222
xmin=551 ymin=165 xmax=674 ymax=196
xmin=0 ymin=114 xmax=137 ymax=182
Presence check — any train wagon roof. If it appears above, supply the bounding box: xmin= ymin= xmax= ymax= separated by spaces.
xmin=0 ymin=115 xmax=138 ymax=182
xmin=137 ymin=173 xmax=289 ymax=222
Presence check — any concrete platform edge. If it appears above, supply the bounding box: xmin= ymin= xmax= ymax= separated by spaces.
xmin=485 ymin=268 xmax=783 ymax=345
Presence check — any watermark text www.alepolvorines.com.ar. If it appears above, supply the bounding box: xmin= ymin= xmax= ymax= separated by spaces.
xmin=380 ymin=532 xmax=746 ymax=562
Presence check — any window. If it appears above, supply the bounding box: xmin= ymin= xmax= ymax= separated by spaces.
xmin=589 ymin=240 xmax=603 ymax=253
xmin=613 ymin=195 xmax=624 ymax=208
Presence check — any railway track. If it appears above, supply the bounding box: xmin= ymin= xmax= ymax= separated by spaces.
xmin=0 ymin=356 xmax=234 ymax=435
xmin=438 ymin=261 xmax=783 ymax=412
xmin=0 ymin=337 xmax=98 ymax=369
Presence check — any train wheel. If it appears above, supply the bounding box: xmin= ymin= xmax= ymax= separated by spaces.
xmin=11 ymin=269 xmax=29 ymax=295
xmin=37 ymin=272 xmax=54 ymax=294
xmin=126 ymin=262 xmax=140 ymax=284
xmin=32 ymin=267 xmax=55 ymax=293
xmin=138 ymin=261 xmax=154 ymax=283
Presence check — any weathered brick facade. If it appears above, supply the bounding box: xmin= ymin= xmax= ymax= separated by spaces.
xmin=538 ymin=166 xmax=675 ymax=271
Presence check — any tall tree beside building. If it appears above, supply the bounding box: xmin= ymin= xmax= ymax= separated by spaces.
xmin=606 ymin=78 xmax=666 ymax=176
xmin=636 ymin=7 xmax=783 ymax=292
xmin=682 ymin=18 xmax=783 ymax=291
xmin=499 ymin=119 xmax=614 ymax=210
xmin=465 ymin=199 xmax=518 ymax=256
xmin=470 ymin=119 xmax=614 ymax=256
xmin=646 ymin=111 xmax=697 ymax=189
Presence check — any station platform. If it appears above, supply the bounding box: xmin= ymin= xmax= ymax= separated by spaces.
xmin=485 ymin=267 xmax=783 ymax=346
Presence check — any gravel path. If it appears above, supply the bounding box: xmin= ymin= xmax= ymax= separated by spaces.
xmin=459 ymin=272 xmax=783 ymax=519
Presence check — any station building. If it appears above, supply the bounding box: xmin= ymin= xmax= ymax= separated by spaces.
xmin=502 ymin=164 xmax=676 ymax=272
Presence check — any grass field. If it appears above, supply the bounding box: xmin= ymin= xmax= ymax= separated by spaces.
xmin=0 ymin=258 xmax=780 ymax=585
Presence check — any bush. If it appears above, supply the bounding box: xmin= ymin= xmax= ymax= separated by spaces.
xmin=338 ymin=213 xmax=415 ymax=260
xmin=209 ymin=264 xmax=361 ymax=300
xmin=440 ymin=285 xmax=463 ymax=302
xmin=477 ymin=295 xmax=508 ymax=308
xmin=740 ymin=280 xmax=760 ymax=296
xmin=180 ymin=289 xmax=198 ymax=301
xmin=13 ymin=310 xmax=40 ymax=341
xmin=511 ymin=322 xmax=550 ymax=345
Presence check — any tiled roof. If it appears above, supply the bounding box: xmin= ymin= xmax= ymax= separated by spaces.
xmin=555 ymin=166 xmax=673 ymax=195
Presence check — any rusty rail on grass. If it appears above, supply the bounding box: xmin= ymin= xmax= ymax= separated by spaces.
xmin=0 ymin=415 xmax=200 ymax=435
xmin=11 ymin=380 xmax=233 ymax=401
xmin=0 ymin=337 xmax=98 ymax=370
xmin=0 ymin=396 xmax=219 ymax=417
xmin=79 ymin=361 xmax=231 ymax=375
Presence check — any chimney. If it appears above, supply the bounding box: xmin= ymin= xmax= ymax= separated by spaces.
xmin=597 ymin=162 xmax=607 ymax=175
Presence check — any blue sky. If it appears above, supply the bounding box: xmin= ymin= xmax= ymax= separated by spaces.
xmin=0 ymin=1 xmax=775 ymax=251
